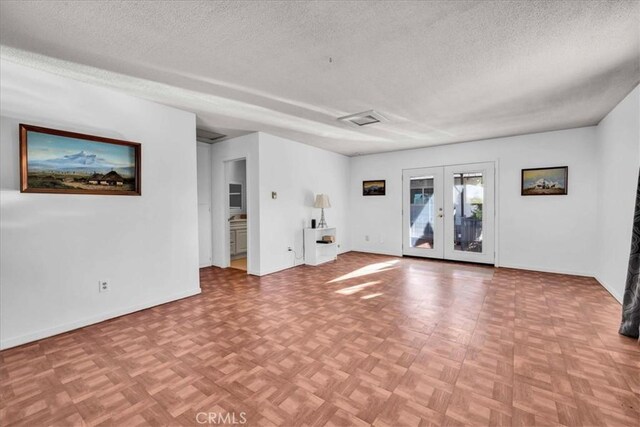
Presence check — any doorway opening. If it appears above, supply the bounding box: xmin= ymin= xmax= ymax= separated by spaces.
xmin=225 ymin=158 xmax=248 ymax=272
xmin=402 ymin=162 xmax=495 ymax=264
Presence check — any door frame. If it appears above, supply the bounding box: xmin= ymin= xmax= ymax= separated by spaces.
xmin=198 ymin=203 xmax=213 ymax=267
xmin=223 ymin=157 xmax=249 ymax=272
xmin=197 ymin=142 xmax=213 ymax=268
xmin=402 ymin=161 xmax=499 ymax=265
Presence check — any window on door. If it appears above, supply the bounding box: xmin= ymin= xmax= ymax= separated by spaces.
xmin=409 ymin=176 xmax=435 ymax=249
xmin=229 ymin=183 xmax=243 ymax=212
xmin=452 ymin=173 xmax=484 ymax=253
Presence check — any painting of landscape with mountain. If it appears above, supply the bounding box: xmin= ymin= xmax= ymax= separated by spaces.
xmin=521 ymin=166 xmax=568 ymax=196
xmin=20 ymin=124 xmax=141 ymax=195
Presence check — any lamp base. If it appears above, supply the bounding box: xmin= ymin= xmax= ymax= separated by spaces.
xmin=318 ymin=208 xmax=328 ymax=228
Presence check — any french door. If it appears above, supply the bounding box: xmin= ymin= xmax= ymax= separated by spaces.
xmin=402 ymin=162 xmax=495 ymax=264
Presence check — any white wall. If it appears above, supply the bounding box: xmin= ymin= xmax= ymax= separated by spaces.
xmin=210 ymin=133 xmax=260 ymax=274
xmin=197 ymin=143 xmax=213 ymax=204
xmin=595 ymin=86 xmax=640 ymax=302
xmin=209 ymin=132 xmax=350 ymax=276
xmin=197 ymin=142 xmax=213 ymax=267
xmin=257 ymin=132 xmax=350 ymax=275
xmin=0 ymin=60 xmax=201 ymax=349
xmin=350 ymin=127 xmax=598 ymax=276
xmin=3 ymin=59 xmax=631 ymax=354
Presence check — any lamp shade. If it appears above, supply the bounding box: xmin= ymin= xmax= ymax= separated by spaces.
xmin=314 ymin=194 xmax=331 ymax=209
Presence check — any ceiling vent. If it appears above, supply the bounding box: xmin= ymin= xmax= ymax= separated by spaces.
xmin=196 ymin=129 xmax=226 ymax=143
xmin=337 ymin=110 xmax=386 ymax=127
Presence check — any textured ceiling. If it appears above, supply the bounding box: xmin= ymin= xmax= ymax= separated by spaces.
xmin=0 ymin=1 xmax=638 ymax=156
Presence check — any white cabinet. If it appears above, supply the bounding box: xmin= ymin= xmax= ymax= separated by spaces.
xmin=304 ymin=227 xmax=337 ymax=266
xmin=236 ymin=229 xmax=247 ymax=253
xmin=230 ymin=230 xmax=239 ymax=255
xmin=230 ymin=220 xmax=247 ymax=256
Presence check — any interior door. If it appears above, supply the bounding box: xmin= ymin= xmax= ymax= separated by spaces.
xmin=402 ymin=167 xmax=444 ymax=258
xmin=443 ymin=162 xmax=495 ymax=264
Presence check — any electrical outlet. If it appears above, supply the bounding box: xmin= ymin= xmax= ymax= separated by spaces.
xmin=98 ymin=280 xmax=110 ymax=293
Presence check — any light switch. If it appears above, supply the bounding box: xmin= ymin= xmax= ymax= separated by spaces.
xmin=272 ymin=191 xmax=277 ymax=199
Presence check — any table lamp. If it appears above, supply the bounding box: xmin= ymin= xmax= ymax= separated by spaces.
xmin=314 ymin=194 xmax=331 ymax=228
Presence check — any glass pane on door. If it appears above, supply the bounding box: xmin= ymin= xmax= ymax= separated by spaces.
xmin=452 ymin=172 xmax=483 ymax=253
xmin=409 ymin=176 xmax=435 ymax=249
xmin=229 ymin=194 xmax=242 ymax=208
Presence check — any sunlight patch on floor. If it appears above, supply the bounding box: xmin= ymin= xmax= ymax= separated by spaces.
xmin=327 ymin=260 xmax=399 ymax=283
xmin=335 ymin=281 xmax=381 ymax=295
xmin=360 ymin=293 xmax=384 ymax=300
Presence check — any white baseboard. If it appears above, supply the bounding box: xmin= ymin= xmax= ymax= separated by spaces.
xmin=0 ymin=288 xmax=202 ymax=350
xmin=594 ymin=276 xmax=623 ymax=304
xmin=499 ymin=264 xmax=623 ymax=304
xmin=257 ymin=264 xmax=297 ymax=277
xmin=351 ymin=248 xmax=403 ymax=257
xmin=255 ymin=248 xmax=353 ymax=277
xmin=498 ymin=263 xmax=594 ymax=278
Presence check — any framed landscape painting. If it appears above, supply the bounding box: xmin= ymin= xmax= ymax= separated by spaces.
xmin=363 ymin=180 xmax=386 ymax=196
xmin=20 ymin=124 xmax=141 ymax=195
xmin=521 ymin=166 xmax=568 ymax=196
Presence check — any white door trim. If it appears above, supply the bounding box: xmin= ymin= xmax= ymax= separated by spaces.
xmin=402 ymin=161 xmax=496 ymax=265
xmin=223 ymin=157 xmax=248 ymax=272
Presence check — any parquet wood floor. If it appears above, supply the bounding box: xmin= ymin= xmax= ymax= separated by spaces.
xmin=1 ymin=252 xmax=638 ymax=426
xmin=230 ymin=257 xmax=248 ymax=271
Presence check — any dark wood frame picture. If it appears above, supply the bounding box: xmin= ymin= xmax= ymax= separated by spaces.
xmin=363 ymin=180 xmax=386 ymax=196
xmin=521 ymin=166 xmax=568 ymax=196
xmin=20 ymin=124 xmax=141 ymax=196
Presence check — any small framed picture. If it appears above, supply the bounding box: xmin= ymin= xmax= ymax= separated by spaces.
xmin=521 ymin=166 xmax=568 ymax=196
xmin=363 ymin=180 xmax=386 ymax=196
